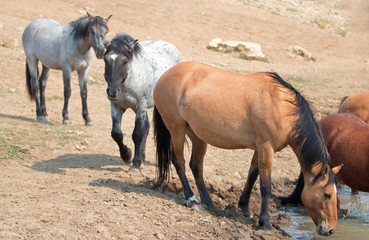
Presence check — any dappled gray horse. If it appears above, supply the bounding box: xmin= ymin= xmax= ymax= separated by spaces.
xmin=104 ymin=33 xmax=180 ymax=169
xmin=22 ymin=13 xmax=112 ymax=126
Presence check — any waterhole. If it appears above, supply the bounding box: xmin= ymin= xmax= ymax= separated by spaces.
xmin=279 ymin=186 xmax=369 ymax=239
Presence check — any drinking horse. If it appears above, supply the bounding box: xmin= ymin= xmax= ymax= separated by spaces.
xmin=153 ymin=61 xmax=341 ymax=236
xmin=104 ymin=33 xmax=180 ymax=168
xmin=280 ymin=92 xmax=369 ymax=204
xmin=22 ymin=13 xmax=111 ymax=126
xmin=280 ymin=113 xmax=369 ymax=204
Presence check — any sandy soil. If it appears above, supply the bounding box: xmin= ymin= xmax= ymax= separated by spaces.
xmin=0 ymin=0 xmax=368 ymax=239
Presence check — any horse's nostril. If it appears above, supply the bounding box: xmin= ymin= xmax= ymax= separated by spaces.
xmin=329 ymin=228 xmax=335 ymax=235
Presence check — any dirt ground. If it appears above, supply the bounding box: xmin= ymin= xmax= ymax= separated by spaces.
xmin=0 ymin=0 xmax=368 ymax=239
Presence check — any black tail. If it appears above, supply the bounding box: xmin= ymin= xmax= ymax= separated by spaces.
xmin=153 ymin=106 xmax=172 ymax=186
xmin=25 ymin=60 xmax=37 ymax=100
xmin=278 ymin=172 xmax=304 ymax=205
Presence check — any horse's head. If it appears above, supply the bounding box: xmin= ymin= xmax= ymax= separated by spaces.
xmin=87 ymin=13 xmax=112 ymax=59
xmin=104 ymin=34 xmax=140 ymax=101
xmin=301 ymin=163 xmax=342 ymax=236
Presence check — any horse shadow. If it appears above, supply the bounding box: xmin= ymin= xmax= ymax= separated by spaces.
xmin=0 ymin=113 xmax=54 ymax=125
xmin=28 ymin=153 xmax=156 ymax=174
xmin=28 ymin=153 xmax=126 ymax=174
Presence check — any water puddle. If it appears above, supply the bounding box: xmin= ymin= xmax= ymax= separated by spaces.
xmin=279 ymin=187 xmax=369 ymax=239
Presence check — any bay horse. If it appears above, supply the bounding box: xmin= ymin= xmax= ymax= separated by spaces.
xmin=22 ymin=13 xmax=112 ymax=126
xmin=338 ymin=92 xmax=369 ymax=124
xmin=153 ymin=61 xmax=341 ymax=236
xmin=104 ymin=33 xmax=180 ymax=169
xmin=280 ymin=113 xmax=369 ymax=204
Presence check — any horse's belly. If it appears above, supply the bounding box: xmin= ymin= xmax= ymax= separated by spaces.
xmin=184 ymin=110 xmax=256 ymax=149
xmin=330 ymin=136 xmax=369 ymax=192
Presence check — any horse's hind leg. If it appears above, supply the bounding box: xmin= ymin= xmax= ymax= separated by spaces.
xmin=39 ymin=65 xmax=51 ymax=121
xmin=131 ymin=110 xmax=150 ymax=169
xmin=187 ymin=130 xmax=215 ymax=209
xmin=170 ymin=125 xmax=200 ymax=208
xmin=239 ymin=151 xmax=259 ymax=217
xmin=26 ymin=57 xmax=43 ymax=121
xmin=111 ymin=103 xmax=132 ymax=164
xmin=78 ymin=68 xmax=93 ymax=126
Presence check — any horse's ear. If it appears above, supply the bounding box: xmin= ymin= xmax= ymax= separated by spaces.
xmin=128 ymin=39 xmax=138 ymax=50
xmin=104 ymin=15 xmax=112 ymax=23
xmin=104 ymin=39 xmax=110 ymax=48
xmin=332 ymin=164 xmax=343 ymax=175
xmin=87 ymin=12 xmax=93 ymax=20
xmin=321 ymin=163 xmax=330 ymax=179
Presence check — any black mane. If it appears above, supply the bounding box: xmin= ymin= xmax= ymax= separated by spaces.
xmin=269 ymin=72 xmax=335 ymax=187
xmin=69 ymin=15 xmax=108 ymax=40
xmin=105 ymin=33 xmax=142 ymax=61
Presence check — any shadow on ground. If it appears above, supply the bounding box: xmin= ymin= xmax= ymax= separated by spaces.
xmin=27 ymin=153 xmax=126 ymax=174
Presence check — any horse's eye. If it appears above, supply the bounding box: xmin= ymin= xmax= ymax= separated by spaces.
xmin=324 ymin=193 xmax=332 ymax=199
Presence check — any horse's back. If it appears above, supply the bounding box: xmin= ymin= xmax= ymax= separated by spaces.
xmin=154 ymin=61 xmax=294 ymax=150
xmin=319 ymin=113 xmax=369 ymax=191
xmin=22 ymin=18 xmax=64 ymax=68
xmin=338 ymin=92 xmax=369 ymax=124
xmin=141 ymin=40 xmax=180 ymax=68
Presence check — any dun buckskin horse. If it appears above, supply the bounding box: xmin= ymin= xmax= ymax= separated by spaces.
xmin=281 ymin=93 xmax=369 ymax=204
xmin=153 ymin=61 xmax=341 ymax=236
xmin=22 ymin=13 xmax=111 ymax=126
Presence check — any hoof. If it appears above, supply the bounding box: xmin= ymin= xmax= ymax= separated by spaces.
xmin=242 ymin=209 xmax=252 ymax=218
xmin=121 ymin=148 xmax=132 ymax=164
xmin=186 ymin=196 xmax=202 ymax=210
xmin=37 ymin=116 xmax=45 ymax=122
xmin=190 ymin=203 xmax=204 ymax=211
xmin=259 ymin=221 xmax=273 ymax=231
xmin=85 ymin=121 xmax=94 ymax=127
xmin=128 ymin=165 xmax=142 ymax=173
xmin=62 ymin=119 xmax=71 ymax=125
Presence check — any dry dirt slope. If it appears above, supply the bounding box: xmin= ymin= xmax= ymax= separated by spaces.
xmin=0 ymin=0 xmax=369 ymax=239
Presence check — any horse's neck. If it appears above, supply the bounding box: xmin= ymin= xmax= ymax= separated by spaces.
xmin=302 ymin=162 xmax=322 ymax=184
xmin=64 ymin=26 xmax=92 ymax=55
xmin=74 ymin=37 xmax=92 ymax=54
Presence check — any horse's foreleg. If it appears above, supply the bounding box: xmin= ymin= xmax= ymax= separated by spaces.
xmin=78 ymin=68 xmax=93 ymax=126
xmin=131 ymin=110 xmax=150 ymax=169
xmin=187 ymin=131 xmax=214 ymax=208
xmin=239 ymin=151 xmax=259 ymax=217
xmin=257 ymin=143 xmax=274 ymax=230
xmin=39 ymin=65 xmax=51 ymax=121
xmin=62 ymin=67 xmax=72 ymax=125
xmin=111 ymin=103 xmax=132 ymax=164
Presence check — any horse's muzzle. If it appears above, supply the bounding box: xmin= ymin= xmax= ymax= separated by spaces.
xmin=106 ymin=88 xmax=119 ymax=101
xmin=96 ymin=51 xmax=104 ymax=59
xmin=95 ymin=47 xmax=105 ymax=59
xmin=316 ymin=224 xmax=335 ymax=236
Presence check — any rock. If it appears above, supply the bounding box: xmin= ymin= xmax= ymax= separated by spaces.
xmin=207 ymin=38 xmax=267 ymax=62
xmin=288 ymin=45 xmax=315 ymax=61
xmin=208 ymin=38 xmax=223 ymax=48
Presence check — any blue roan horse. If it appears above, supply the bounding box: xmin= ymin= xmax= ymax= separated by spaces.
xmin=22 ymin=13 xmax=111 ymax=126
xmin=104 ymin=33 xmax=180 ymax=169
